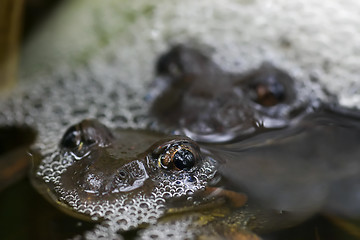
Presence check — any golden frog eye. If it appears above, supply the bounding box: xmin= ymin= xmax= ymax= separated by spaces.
xmin=157 ymin=143 xmax=198 ymax=171
xmin=254 ymin=82 xmax=285 ymax=107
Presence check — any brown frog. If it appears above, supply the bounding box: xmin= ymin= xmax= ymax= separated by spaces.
xmin=29 ymin=118 xmax=281 ymax=239
xmin=30 ymin=119 xmax=221 ymax=238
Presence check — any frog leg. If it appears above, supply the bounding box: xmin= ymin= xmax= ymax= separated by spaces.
xmin=195 ymin=188 xmax=262 ymax=239
xmin=204 ymin=187 xmax=248 ymax=208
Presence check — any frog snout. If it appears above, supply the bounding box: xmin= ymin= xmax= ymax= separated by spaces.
xmin=111 ymin=160 xmax=149 ymax=193
xmin=73 ymin=158 xmax=149 ymax=195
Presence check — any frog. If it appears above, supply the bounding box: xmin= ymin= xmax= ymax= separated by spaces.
xmin=148 ymin=45 xmax=317 ymax=142
xmin=30 ymin=118 xmax=223 ymax=239
xmin=1 ymin=44 xmax=360 ymax=239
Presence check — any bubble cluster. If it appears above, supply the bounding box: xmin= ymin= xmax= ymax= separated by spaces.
xmin=138 ymin=216 xmax=197 ymax=240
xmin=0 ymin=66 xmax=152 ymax=157
xmin=20 ymin=0 xmax=360 ymax=110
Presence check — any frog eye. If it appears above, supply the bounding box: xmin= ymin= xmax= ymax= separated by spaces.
xmin=155 ymin=141 xmax=200 ymax=171
xmin=253 ymin=81 xmax=285 ymax=107
xmin=60 ymin=119 xmax=113 ymax=151
xmin=60 ymin=125 xmax=82 ymax=149
xmin=242 ymin=63 xmax=294 ymax=107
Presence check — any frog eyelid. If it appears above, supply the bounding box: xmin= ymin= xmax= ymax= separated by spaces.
xmin=155 ymin=142 xmax=198 ymax=171
xmin=60 ymin=120 xmax=114 ymax=151
xmin=157 ymin=155 xmax=163 ymax=168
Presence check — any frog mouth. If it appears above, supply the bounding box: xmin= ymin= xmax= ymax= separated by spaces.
xmin=163 ymin=186 xmax=248 ymax=215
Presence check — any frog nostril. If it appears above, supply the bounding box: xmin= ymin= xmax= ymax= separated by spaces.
xmin=118 ymin=170 xmax=127 ymax=178
xmin=113 ymin=170 xmax=129 ymax=189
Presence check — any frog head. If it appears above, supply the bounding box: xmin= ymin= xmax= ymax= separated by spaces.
xmin=150 ymin=45 xmax=314 ymax=142
xmin=31 ymin=119 xmax=217 ymax=232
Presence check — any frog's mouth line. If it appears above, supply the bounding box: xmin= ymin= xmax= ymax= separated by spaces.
xmin=163 ymin=187 xmax=247 ymax=217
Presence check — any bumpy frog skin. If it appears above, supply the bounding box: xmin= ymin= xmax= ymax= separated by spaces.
xmin=31 ymin=119 xmax=216 ymax=238
xmin=1 ymin=45 xmax=358 ymax=239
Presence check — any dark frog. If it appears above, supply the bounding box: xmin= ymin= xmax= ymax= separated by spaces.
xmin=149 ymin=45 xmax=316 ymax=142
xmin=31 ymin=119 xmax=218 ymax=237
